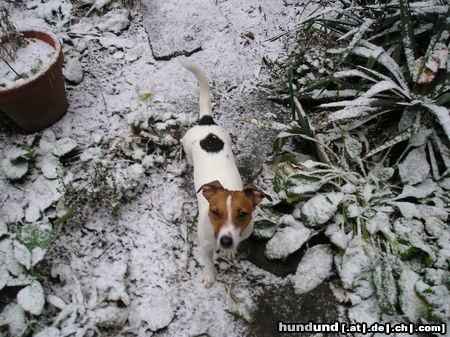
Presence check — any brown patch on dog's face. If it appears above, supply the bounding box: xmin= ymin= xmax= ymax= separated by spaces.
xmin=229 ymin=191 xmax=254 ymax=234
xmin=206 ymin=190 xmax=229 ymax=236
xmin=197 ymin=181 xmax=271 ymax=237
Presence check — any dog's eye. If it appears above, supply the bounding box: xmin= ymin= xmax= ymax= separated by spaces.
xmin=238 ymin=210 xmax=248 ymax=218
xmin=211 ymin=209 xmax=221 ymax=217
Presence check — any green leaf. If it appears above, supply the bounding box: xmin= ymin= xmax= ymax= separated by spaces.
xmin=273 ymin=125 xmax=309 ymax=152
xmin=399 ymin=0 xmax=417 ymax=80
xmin=340 ymin=18 xmax=374 ymax=63
xmin=352 ymin=41 xmax=410 ymax=94
xmin=373 ymin=259 xmax=398 ymax=315
xmin=287 ymin=68 xmax=296 ymax=121
xmin=421 ymin=103 xmax=450 ymax=141
xmin=17 ymin=223 xmax=53 ymax=251
xmin=363 ymin=126 xmax=415 ymax=159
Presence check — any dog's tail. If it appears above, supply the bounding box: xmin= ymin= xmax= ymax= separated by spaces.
xmin=182 ymin=62 xmax=212 ymax=118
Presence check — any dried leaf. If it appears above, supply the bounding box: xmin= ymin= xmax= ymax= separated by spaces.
xmin=138 ymin=92 xmax=154 ymax=101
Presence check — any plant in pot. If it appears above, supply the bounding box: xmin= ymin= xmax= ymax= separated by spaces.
xmin=0 ymin=7 xmax=68 ymax=132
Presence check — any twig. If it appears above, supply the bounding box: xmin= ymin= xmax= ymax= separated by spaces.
xmin=86 ymin=71 xmax=108 ymax=115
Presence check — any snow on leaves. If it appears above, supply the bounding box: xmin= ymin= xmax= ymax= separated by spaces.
xmin=271 ymin=142 xmax=450 ymax=326
xmin=265 ymin=215 xmax=311 ymax=260
xmin=302 ymin=192 xmax=343 ymax=226
xmin=292 ymin=244 xmax=333 ymax=295
xmin=398 ymin=148 xmax=430 ymax=185
xmin=1 ymin=147 xmax=30 ymax=181
xmin=17 ymin=281 xmax=45 ymax=316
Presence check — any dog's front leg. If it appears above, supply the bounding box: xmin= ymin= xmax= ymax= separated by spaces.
xmin=200 ymin=246 xmax=216 ymax=288
xmin=224 ymin=248 xmax=237 ymax=261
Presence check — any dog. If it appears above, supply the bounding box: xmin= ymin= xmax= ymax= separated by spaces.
xmin=181 ymin=62 xmax=271 ymax=288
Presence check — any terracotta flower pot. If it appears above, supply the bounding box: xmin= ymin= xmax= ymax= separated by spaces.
xmin=0 ymin=29 xmax=68 ymax=132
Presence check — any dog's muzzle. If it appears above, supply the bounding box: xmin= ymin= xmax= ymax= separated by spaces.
xmin=219 ymin=235 xmax=233 ymax=249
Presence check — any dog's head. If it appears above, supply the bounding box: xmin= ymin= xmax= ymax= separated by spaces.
xmin=197 ymin=180 xmax=272 ymax=250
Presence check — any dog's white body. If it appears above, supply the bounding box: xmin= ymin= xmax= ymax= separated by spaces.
xmin=181 ymin=63 xmax=253 ymax=287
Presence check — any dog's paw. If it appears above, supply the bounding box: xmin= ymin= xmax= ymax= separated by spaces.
xmin=224 ymin=248 xmax=236 ymax=261
xmin=203 ymin=273 xmax=215 ymax=288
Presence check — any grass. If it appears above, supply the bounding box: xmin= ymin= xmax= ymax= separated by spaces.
xmin=59 ymin=161 xmax=130 ymax=223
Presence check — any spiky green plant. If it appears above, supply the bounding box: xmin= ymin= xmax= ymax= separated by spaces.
xmin=257 ymin=0 xmax=450 ymax=329
xmin=266 ymin=0 xmax=449 ymax=172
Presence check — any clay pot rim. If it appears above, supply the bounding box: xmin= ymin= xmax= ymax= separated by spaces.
xmin=0 ymin=29 xmax=62 ymax=94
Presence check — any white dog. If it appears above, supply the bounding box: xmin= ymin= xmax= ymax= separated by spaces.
xmin=181 ymin=62 xmax=271 ymax=288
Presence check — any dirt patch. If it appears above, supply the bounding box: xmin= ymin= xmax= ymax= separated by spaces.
xmin=248 ymin=282 xmax=341 ymax=337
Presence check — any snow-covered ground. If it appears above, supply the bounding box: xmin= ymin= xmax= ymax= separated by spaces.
xmin=0 ymin=1 xmax=335 ymax=336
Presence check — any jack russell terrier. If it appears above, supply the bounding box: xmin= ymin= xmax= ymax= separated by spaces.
xmin=181 ymin=62 xmax=271 ymax=288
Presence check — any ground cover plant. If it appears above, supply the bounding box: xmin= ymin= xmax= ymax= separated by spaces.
xmin=0 ymin=98 xmax=188 ymax=335
xmin=260 ymin=0 xmax=450 ymax=329
xmin=0 ymin=2 xmax=188 ymax=333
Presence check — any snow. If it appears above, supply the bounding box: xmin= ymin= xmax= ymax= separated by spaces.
xmin=96 ymin=8 xmax=130 ymax=33
xmin=265 ymin=215 xmax=311 ymax=260
xmin=0 ymin=38 xmax=55 ymax=88
xmin=16 ymin=280 xmax=45 ymax=315
xmin=390 ymin=201 xmax=447 ymax=220
xmin=0 ymin=303 xmax=27 ymax=337
xmin=63 ymin=55 xmax=84 ymax=84
xmin=325 ymin=215 xmax=348 ymax=249
xmin=348 ymin=296 xmax=381 ymax=327
xmin=34 ymin=327 xmax=61 ymax=337
xmin=423 ymin=103 xmax=450 ymax=141
xmin=128 ymin=294 xmax=175 ymax=332
xmin=1 ymin=147 xmax=29 ymax=181
xmin=0 ymin=220 xmax=7 ymax=237
xmin=393 ymin=179 xmax=437 ymax=200
xmin=53 ymin=137 xmax=77 ymax=157
xmin=0 ymin=201 xmax=24 ymax=224
xmin=36 ymin=153 xmax=62 ymax=179
xmin=398 ymin=267 xmax=426 ymax=323
xmin=292 ymin=244 xmax=333 ymax=295
xmin=337 ymin=237 xmax=374 ymax=291
xmin=0 ymin=264 xmax=8 ymax=290
xmin=398 ymin=148 xmax=430 ymax=185
xmin=13 ymin=240 xmax=31 ymax=270
xmin=302 ymin=192 xmax=344 ymax=226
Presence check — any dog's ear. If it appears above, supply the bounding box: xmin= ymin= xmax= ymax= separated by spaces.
xmin=243 ymin=183 xmax=272 ymax=207
xmin=197 ymin=180 xmax=224 ymax=200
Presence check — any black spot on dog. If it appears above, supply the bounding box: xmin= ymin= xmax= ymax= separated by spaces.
xmin=198 ymin=115 xmax=216 ymax=125
xmin=200 ymin=133 xmax=224 ymax=153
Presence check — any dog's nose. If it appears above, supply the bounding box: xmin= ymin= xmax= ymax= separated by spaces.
xmin=220 ymin=236 xmax=233 ymax=248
